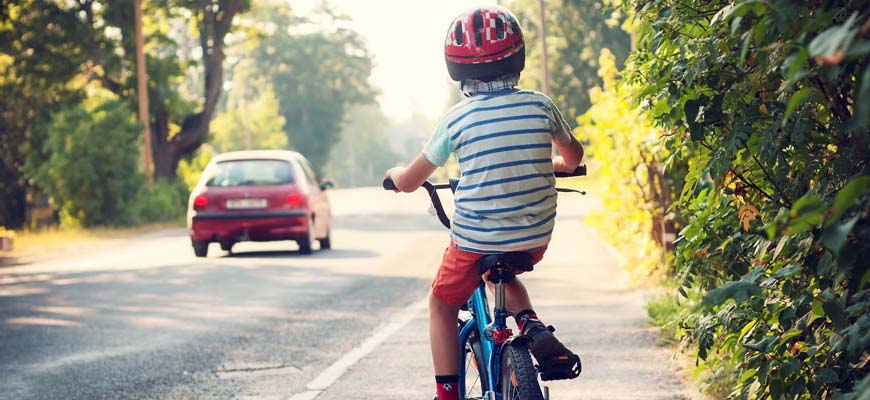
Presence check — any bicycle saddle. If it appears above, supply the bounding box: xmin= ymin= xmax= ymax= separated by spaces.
xmin=476 ymin=252 xmax=534 ymax=283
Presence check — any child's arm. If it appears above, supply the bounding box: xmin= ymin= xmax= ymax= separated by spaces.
xmin=547 ymin=99 xmax=585 ymax=173
xmin=384 ymin=154 xmax=438 ymax=193
xmin=553 ymin=136 xmax=584 ymax=174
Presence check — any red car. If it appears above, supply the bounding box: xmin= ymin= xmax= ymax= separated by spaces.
xmin=186 ymin=150 xmax=333 ymax=257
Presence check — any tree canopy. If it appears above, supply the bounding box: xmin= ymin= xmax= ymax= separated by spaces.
xmin=244 ymin=3 xmax=376 ymax=172
xmin=506 ymin=0 xmax=632 ymax=118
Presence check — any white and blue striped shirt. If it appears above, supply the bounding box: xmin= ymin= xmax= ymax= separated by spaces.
xmin=423 ymin=88 xmax=575 ymax=254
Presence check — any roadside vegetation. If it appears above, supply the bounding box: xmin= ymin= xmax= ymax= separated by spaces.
xmin=507 ymin=0 xmax=869 ymax=398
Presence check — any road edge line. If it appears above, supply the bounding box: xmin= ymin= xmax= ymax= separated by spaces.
xmin=287 ymin=295 xmax=428 ymax=400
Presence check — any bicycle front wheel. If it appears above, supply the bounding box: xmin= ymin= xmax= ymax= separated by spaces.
xmin=500 ymin=343 xmax=544 ymax=400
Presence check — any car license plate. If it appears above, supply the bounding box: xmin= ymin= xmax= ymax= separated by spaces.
xmin=226 ymin=198 xmax=267 ymax=209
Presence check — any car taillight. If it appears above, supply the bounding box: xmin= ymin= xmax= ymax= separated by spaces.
xmin=193 ymin=195 xmax=208 ymax=209
xmin=286 ymin=193 xmax=304 ymax=207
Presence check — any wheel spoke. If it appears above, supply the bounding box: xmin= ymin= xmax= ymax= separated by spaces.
xmin=465 ymin=349 xmax=481 ymax=396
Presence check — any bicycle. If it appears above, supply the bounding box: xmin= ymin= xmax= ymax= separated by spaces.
xmin=383 ymin=165 xmax=586 ymax=400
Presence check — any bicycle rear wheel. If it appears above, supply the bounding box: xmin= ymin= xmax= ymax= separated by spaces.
xmin=462 ymin=325 xmax=489 ymax=398
xmin=500 ymin=343 xmax=544 ymax=400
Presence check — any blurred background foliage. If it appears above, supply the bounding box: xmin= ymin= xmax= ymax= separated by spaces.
xmin=0 ymin=0 xmax=395 ymax=229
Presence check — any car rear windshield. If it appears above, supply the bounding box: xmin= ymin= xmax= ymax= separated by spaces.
xmin=204 ymin=159 xmax=295 ymax=187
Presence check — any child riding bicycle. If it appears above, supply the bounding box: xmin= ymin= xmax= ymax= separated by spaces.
xmin=383 ymin=5 xmax=584 ymax=400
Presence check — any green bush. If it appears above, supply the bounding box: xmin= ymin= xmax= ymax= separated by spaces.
xmin=25 ymin=98 xmax=144 ymax=227
xmin=177 ymin=145 xmax=214 ymax=192
xmin=132 ymin=180 xmax=188 ymax=224
xmin=625 ymin=0 xmax=870 ymax=398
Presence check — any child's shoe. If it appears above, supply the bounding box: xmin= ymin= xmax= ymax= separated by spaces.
xmin=522 ymin=320 xmax=582 ymax=380
xmin=522 ymin=320 xmax=570 ymax=359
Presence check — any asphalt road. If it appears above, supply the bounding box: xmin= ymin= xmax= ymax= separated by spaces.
xmin=0 ymin=187 xmax=691 ymax=400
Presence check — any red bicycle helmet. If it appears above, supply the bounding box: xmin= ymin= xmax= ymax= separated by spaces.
xmin=444 ymin=5 xmax=525 ymax=82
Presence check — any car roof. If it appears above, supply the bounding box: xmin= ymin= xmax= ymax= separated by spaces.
xmin=211 ymin=150 xmax=304 ymax=163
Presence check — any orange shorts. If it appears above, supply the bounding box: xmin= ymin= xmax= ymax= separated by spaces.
xmin=431 ymin=243 xmax=548 ymax=307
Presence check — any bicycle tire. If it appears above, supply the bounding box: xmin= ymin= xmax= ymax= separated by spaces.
xmin=500 ymin=343 xmax=544 ymax=400
xmin=463 ymin=329 xmax=489 ymax=398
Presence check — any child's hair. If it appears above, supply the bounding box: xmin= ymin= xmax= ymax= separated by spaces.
xmin=443 ymin=6 xmax=525 ymax=82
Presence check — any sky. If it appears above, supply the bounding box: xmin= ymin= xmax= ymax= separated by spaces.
xmin=293 ymin=0 xmax=499 ymax=122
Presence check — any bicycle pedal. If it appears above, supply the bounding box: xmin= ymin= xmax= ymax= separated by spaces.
xmin=537 ymin=353 xmax=581 ymax=381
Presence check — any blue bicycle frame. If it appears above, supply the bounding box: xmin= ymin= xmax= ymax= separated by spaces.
xmin=458 ymin=275 xmax=518 ymax=400
xmin=458 ymin=280 xmax=498 ymax=398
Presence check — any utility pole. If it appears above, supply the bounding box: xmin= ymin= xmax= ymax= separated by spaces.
xmin=539 ymin=0 xmax=549 ymax=95
xmin=134 ymin=0 xmax=154 ymax=185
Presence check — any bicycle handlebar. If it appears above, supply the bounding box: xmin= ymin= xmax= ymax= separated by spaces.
xmin=555 ymin=165 xmax=587 ymax=178
xmin=383 ymin=179 xmax=452 ymax=228
xmin=383 ymin=164 xmax=586 ymax=229
xmin=382 ymin=179 xmax=397 ymax=191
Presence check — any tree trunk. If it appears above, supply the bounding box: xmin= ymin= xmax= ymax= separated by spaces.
xmin=147 ymin=0 xmax=245 ymax=181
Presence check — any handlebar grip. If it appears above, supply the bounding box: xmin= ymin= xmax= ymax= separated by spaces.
xmin=555 ymin=164 xmax=587 ymax=178
xmin=382 ymin=178 xmax=397 ymax=191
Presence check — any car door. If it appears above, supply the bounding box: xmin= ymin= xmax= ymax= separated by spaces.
xmin=297 ymin=156 xmax=331 ymax=237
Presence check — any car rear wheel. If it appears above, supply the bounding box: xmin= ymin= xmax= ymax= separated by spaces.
xmin=220 ymin=241 xmax=234 ymax=253
xmin=298 ymin=218 xmax=315 ymax=255
xmin=319 ymin=230 xmax=331 ymax=250
xmin=192 ymin=239 xmax=209 ymax=258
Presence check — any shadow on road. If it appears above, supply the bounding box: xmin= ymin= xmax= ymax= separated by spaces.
xmin=333 ymin=213 xmax=445 ymax=232
xmin=223 ymin=248 xmax=379 ymax=259
xmin=0 ymin=260 xmax=429 ymax=399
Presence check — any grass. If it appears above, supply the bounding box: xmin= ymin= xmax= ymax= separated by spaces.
xmin=4 ymin=219 xmax=184 ymax=261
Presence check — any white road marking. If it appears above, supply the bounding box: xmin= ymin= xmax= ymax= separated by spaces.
xmin=287 ymin=295 xmax=429 ymax=400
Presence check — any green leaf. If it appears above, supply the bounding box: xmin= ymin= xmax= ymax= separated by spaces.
xmin=651 ymin=97 xmax=672 ymax=118
xmin=788 ymin=194 xmax=826 ymax=234
xmin=772 ymin=236 xmax=788 ymax=260
xmin=702 ymin=281 xmax=762 ymax=307
xmin=783 ymin=87 xmax=813 ymax=123
xmin=808 ymin=13 xmax=860 ymax=58
xmin=740 ymin=30 xmax=752 ymax=64
xmin=812 ymin=299 xmax=825 ymax=318
xmin=780 ymin=328 xmax=803 ymax=342
xmin=743 ymin=336 xmax=776 ymax=353
xmin=743 ymin=266 xmax=765 ymax=283
xmin=782 ymin=48 xmax=809 ymax=91
xmin=816 ymin=368 xmax=839 ymax=384
xmin=822 ymin=299 xmax=847 ymax=327
xmin=822 ymin=216 xmax=859 ymax=255
xmin=854 ymin=65 xmax=870 ymax=129
xmin=826 ymin=176 xmax=870 ymax=227
xmin=772 ymin=264 xmax=801 ymax=279
xmin=738 ymin=368 xmax=757 ymax=385
xmin=710 ymin=1 xmax=759 ymax=25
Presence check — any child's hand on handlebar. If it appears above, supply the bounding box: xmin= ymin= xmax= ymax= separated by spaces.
xmin=383 ymin=167 xmax=404 ymax=192
xmin=552 ymin=156 xmax=580 ymax=174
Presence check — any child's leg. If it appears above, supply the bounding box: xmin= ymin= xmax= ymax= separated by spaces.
xmin=494 ymin=277 xmax=534 ymax=315
xmin=429 ymin=244 xmax=482 ymax=400
xmin=429 ymin=292 xmax=461 ymax=374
